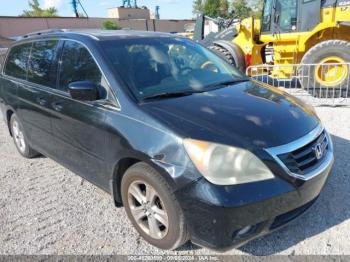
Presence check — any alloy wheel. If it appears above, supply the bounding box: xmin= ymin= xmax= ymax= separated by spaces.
xmin=12 ymin=120 xmax=26 ymax=153
xmin=127 ymin=180 xmax=169 ymax=239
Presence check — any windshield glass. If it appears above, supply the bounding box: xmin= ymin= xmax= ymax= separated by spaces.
xmin=101 ymin=37 xmax=245 ymax=100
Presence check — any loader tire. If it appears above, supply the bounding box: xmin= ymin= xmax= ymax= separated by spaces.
xmin=209 ymin=44 xmax=246 ymax=72
xmin=299 ymin=40 xmax=350 ymax=98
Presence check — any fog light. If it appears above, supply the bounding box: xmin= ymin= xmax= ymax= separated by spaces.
xmin=237 ymin=225 xmax=252 ymax=236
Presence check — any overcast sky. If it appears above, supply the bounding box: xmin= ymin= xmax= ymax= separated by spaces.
xmin=1 ymin=0 xmax=194 ymax=19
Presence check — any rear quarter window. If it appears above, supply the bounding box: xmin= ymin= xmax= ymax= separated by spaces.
xmin=4 ymin=43 xmax=32 ymax=79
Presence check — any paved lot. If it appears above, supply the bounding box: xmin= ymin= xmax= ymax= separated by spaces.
xmin=0 ymin=107 xmax=349 ymax=256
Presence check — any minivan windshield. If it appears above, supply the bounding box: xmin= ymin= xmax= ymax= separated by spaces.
xmin=101 ymin=37 xmax=246 ymax=100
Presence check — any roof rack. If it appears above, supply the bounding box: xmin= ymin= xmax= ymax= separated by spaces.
xmin=20 ymin=29 xmax=68 ymax=39
xmin=18 ymin=29 xmax=100 ymax=41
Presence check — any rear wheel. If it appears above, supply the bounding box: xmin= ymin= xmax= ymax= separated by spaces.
xmin=121 ymin=162 xmax=188 ymax=250
xmin=299 ymin=40 xmax=350 ymax=97
xmin=208 ymin=44 xmax=246 ymax=72
xmin=209 ymin=45 xmax=235 ymax=65
xmin=10 ymin=114 xmax=39 ymax=158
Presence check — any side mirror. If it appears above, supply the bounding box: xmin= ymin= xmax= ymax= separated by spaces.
xmin=68 ymin=81 xmax=98 ymax=101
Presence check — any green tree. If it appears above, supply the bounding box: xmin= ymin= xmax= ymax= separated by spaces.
xmin=203 ymin=0 xmax=220 ymax=17
xmin=219 ymin=0 xmax=230 ymax=17
xmin=193 ymin=0 xmax=263 ymax=19
xmin=192 ymin=0 xmax=204 ymax=15
xmin=101 ymin=20 xmax=121 ymax=30
xmin=21 ymin=0 xmax=58 ymax=17
xmin=193 ymin=0 xmax=229 ymax=18
xmin=250 ymin=0 xmax=263 ymax=19
xmin=231 ymin=0 xmax=252 ymax=19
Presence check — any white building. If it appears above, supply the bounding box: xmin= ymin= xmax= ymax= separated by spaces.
xmin=107 ymin=7 xmax=151 ymax=19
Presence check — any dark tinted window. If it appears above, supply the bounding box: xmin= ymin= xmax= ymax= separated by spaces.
xmin=4 ymin=43 xmax=32 ymax=79
xmin=59 ymin=41 xmax=102 ymax=93
xmin=28 ymin=40 xmax=59 ymax=88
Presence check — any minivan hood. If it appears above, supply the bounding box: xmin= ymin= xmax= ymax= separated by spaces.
xmin=141 ymin=81 xmax=320 ymax=149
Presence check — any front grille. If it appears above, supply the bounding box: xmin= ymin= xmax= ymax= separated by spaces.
xmin=277 ymin=131 xmax=329 ymax=175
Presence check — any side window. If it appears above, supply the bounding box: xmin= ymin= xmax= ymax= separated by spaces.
xmin=276 ymin=0 xmax=298 ymax=31
xmin=58 ymin=41 xmax=104 ymax=98
xmin=4 ymin=43 xmax=32 ymax=79
xmin=261 ymin=0 xmax=273 ymax=32
xmin=28 ymin=40 xmax=59 ymax=88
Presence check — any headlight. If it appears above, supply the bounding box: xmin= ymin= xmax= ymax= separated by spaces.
xmin=183 ymin=139 xmax=274 ymax=185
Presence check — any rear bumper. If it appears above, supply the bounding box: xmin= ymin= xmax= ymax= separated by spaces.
xmin=175 ymin=156 xmax=333 ymax=251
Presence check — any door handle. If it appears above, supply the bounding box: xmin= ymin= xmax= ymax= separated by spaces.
xmin=52 ymin=102 xmax=63 ymax=112
xmin=36 ymin=97 xmax=47 ymax=106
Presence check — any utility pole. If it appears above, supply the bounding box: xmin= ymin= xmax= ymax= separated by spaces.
xmin=71 ymin=0 xmax=89 ymax=18
xmin=122 ymin=0 xmax=138 ymax=8
xmin=72 ymin=0 xmax=79 ymax=17
xmin=155 ymin=6 xmax=160 ymax=19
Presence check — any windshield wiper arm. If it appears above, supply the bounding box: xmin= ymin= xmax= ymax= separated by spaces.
xmin=142 ymin=79 xmax=249 ymax=101
xmin=209 ymin=79 xmax=250 ymax=88
xmin=142 ymin=91 xmax=195 ymax=101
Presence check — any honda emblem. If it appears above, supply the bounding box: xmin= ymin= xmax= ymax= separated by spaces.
xmin=314 ymin=143 xmax=324 ymax=160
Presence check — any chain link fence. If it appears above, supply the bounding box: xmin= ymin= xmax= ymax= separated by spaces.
xmin=246 ymin=63 xmax=350 ymax=107
xmin=0 ymin=48 xmax=7 ymax=71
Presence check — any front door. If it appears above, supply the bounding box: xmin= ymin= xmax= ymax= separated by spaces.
xmin=50 ymin=40 xmax=109 ymax=189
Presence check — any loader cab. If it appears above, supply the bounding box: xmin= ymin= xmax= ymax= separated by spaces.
xmin=260 ymin=0 xmax=321 ymax=35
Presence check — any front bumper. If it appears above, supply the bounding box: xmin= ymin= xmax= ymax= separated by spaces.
xmin=175 ymin=154 xmax=333 ymax=251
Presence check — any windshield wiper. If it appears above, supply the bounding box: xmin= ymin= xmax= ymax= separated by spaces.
xmin=142 ymin=79 xmax=249 ymax=101
xmin=142 ymin=91 xmax=195 ymax=101
xmin=205 ymin=79 xmax=250 ymax=90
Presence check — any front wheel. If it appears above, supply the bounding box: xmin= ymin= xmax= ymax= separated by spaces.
xmin=299 ymin=40 xmax=350 ymax=97
xmin=121 ymin=162 xmax=188 ymax=250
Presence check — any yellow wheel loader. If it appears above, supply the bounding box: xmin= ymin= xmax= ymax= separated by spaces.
xmin=193 ymin=0 xmax=350 ymax=95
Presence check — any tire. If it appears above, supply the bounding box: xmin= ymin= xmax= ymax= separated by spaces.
xmin=209 ymin=44 xmax=246 ymax=72
xmin=121 ymin=162 xmax=188 ymax=250
xmin=209 ymin=45 xmax=236 ymax=65
xmin=10 ymin=114 xmax=39 ymax=158
xmin=299 ymin=40 xmax=350 ymax=97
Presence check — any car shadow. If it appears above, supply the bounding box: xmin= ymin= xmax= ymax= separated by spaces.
xmin=177 ymin=241 xmax=202 ymax=251
xmin=238 ymin=134 xmax=350 ymax=255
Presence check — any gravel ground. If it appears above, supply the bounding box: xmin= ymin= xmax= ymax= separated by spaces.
xmin=0 ymin=107 xmax=349 ymax=256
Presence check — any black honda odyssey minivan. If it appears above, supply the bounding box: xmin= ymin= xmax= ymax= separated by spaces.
xmin=0 ymin=30 xmax=334 ymax=251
